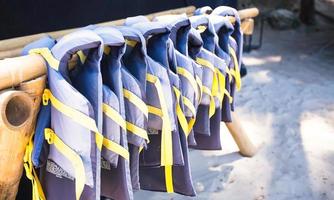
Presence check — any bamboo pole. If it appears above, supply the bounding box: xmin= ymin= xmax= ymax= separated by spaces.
xmin=0 ymin=90 xmax=34 ymax=200
xmin=225 ymin=112 xmax=257 ymax=157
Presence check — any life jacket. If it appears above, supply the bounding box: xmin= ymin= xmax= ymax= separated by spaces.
xmin=189 ymin=15 xmax=220 ymax=139
xmin=93 ymin=27 xmax=133 ymax=200
xmin=129 ymin=21 xmax=186 ymax=194
xmin=115 ymin=26 xmax=150 ymax=191
xmin=212 ymin=6 xmax=243 ymax=115
xmin=208 ymin=15 xmax=235 ymax=122
xmin=29 ymin=30 xmax=106 ymax=200
xmin=21 ymin=36 xmax=56 ymax=200
xmin=189 ymin=15 xmax=230 ymax=150
xmin=153 ymin=14 xmax=202 ymax=146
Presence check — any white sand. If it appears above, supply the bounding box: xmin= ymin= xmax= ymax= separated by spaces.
xmin=135 ymin=23 xmax=334 ymax=200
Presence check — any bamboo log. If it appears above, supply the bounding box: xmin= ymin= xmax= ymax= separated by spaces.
xmin=238 ymin=7 xmax=259 ymax=20
xmin=0 ymin=90 xmax=34 ymax=200
xmin=0 ymin=54 xmax=47 ymax=90
xmin=241 ymin=18 xmax=255 ymax=35
xmin=225 ymin=112 xmax=257 ymax=157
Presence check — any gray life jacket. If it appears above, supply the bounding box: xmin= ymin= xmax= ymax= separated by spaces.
xmin=212 ymin=6 xmax=243 ymax=114
xmin=30 ymin=29 xmax=104 ymax=200
xmin=116 ymin=25 xmax=150 ymax=191
xmin=93 ymin=26 xmax=133 ymax=200
xmin=129 ymin=20 xmax=185 ymax=194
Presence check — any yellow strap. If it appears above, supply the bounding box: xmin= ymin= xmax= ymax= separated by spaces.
xmin=77 ymin=50 xmax=86 ymax=64
xmin=102 ymin=137 xmax=130 ymax=160
xmin=147 ymin=105 xmax=163 ymax=117
xmin=196 ymin=57 xmax=220 ymax=108
xmin=44 ymin=128 xmax=85 ymax=200
xmin=176 ymin=67 xmax=199 ymax=101
xmin=172 ymin=87 xmax=189 ymax=136
xmin=24 ymin=133 xmax=46 ymax=200
xmin=229 ymin=46 xmax=242 ymax=91
xmin=29 ymin=48 xmax=60 ymax=71
xmin=43 ymin=89 xmax=129 ymax=159
xmin=125 ymin=39 xmax=137 ymax=47
xmin=195 ymin=75 xmax=203 ymax=103
xmin=202 ymin=86 xmax=216 ymax=118
xmin=123 ymin=88 xmax=148 ymax=118
xmin=182 ymin=96 xmax=196 ymax=117
xmin=211 ymin=68 xmax=220 ymax=105
xmin=165 ymin=165 xmax=173 ymax=193
xmin=197 ymin=25 xmax=207 ymax=33
xmin=102 ymin=103 xmax=127 ymax=130
xmin=146 ymin=73 xmax=174 ymax=193
xmin=104 ymin=45 xmax=111 ymax=55
xmin=126 ymin=121 xmax=149 ymax=141
xmin=224 ymin=88 xmax=233 ymax=104
xmin=215 ymin=68 xmax=226 ymax=105
xmin=196 ymin=57 xmax=215 ymax=72
xmin=42 ymin=89 xmax=102 ymax=149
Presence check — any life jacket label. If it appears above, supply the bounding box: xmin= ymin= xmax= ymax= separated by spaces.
xmin=46 ymin=160 xmax=74 ymax=180
xmin=101 ymin=158 xmax=112 ymax=170
xmin=148 ymin=128 xmax=159 ymax=135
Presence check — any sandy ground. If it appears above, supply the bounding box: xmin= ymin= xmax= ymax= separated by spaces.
xmin=135 ymin=21 xmax=334 ymax=200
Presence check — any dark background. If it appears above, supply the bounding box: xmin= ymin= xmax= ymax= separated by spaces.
xmin=0 ymin=0 xmax=237 ymax=40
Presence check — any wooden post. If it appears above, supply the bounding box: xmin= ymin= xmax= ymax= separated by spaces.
xmin=225 ymin=112 xmax=257 ymax=157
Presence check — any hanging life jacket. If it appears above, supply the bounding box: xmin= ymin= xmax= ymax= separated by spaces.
xmin=188 ymin=15 xmax=219 ymax=140
xmin=92 ymin=26 xmax=133 ymax=200
xmin=212 ymin=6 xmax=243 ymax=114
xmin=21 ymin=36 xmax=56 ymax=200
xmin=154 ymin=14 xmax=201 ymax=143
xmin=30 ymin=30 xmax=105 ymax=200
xmin=116 ymin=25 xmax=150 ymax=191
xmin=129 ymin=21 xmax=185 ymax=194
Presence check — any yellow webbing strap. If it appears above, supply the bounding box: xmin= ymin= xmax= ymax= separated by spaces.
xmin=229 ymin=46 xmax=242 ymax=91
xmin=202 ymin=86 xmax=216 ymax=118
xmin=195 ymin=75 xmax=203 ymax=103
xmin=102 ymin=103 xmax=126 ymax=130
xmin=196 ymin=57 xmax=219 ymax=112
xmin=215 ymin=68 xmax=226 ymax=105
xmin=24 ymin=133 xmax=46 ymax=200
xmin=42 ymin=89 xmax=129 ymax=160
xmin=172 ymin=87 xmax=189 ymax=136
xmin=197 ymin=25 xmax=207 ymax=33
xmin=125 ymin=39 xmax=137 ymax=47
xmin=29 ymin=48 xmax=60 ymax=71
xmin=176 ymin=67 xmax=199 ymax=101
xmin=123 ymin=88 xmax=148 ymax=118
xmin=182 ymin=96 xmax=196 ymax=118
xmin=211 ymin=68 xmax=220 ymax=106
xmin=225 ymin=88 xmax=233 ymax=104
xmin=196 ymin=57 xmax=215 ymax=72
xmin=146 ymin=73 xmax=174 ymax=193
xmin=148 ymin=105 xmax=163 ymax=117
xmin=126 ymin=121 xmax=149 ymax=141
xmin=44 ymin=128 xmax=85 ymax=200
xmin=104 ymin=45 xmax=111 ymax=55
xmin=77 ymin=50 xmax=87 ymax=64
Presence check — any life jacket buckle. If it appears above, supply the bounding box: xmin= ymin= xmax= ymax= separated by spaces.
xmin=44 ymin=128 xmax=55 ymax=144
